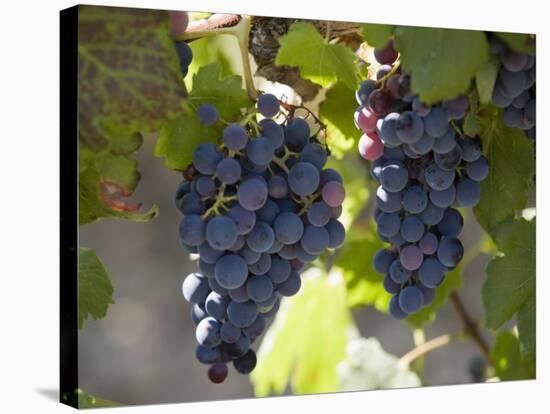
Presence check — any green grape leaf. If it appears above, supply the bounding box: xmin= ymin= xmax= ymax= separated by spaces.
xmin=474 ymin=107 xmax=535 ymax=233
xmin=394 ymin=27 xmax=489 ymax=103
xmin=335 ymin=230 xmax=390 ymax=312
xmin=78 ymin=248 xmax=115 ymax=329
xmin=406 ymin=266 xmax=463 ymax=328
xmin=482 ymin=219 xmax=535 ymax=330
xmin=491 ymin=331 xmax=534 ymax=380
xmin=276 ymin=22 xmax=358 ymax=90
xmin=184 ymin=36 xmax=235 ymax=91
xmin=251 ymin=269 xmax=356 ymax=396
xmin=185 ymin=63 xmax=251 ymax=120
xmin=476 ymin=54 xmax=501 ymax=104
xmin=79 ymin=163 xmax=159 ymax=225
xmin=155 ymin=63 xmax=251 ymax=170
xmin=360 ymin=24 xmax=395 ymax=48
xmin=78 ymin=5 xmax=185 ymax=149
xmin=319 ymin=82 xmax=361 ymax=159
xmin=495 ymin=32 xmax=536 ymax=54
xmin=517 ymin=294 xmax=536 ymax=363
xmin=94 ymin=154 xmax=140 ymax=192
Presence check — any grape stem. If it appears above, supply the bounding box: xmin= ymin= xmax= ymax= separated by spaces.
xmin=449 ymin=291 xmax=492 ymax=362
xmin=201 ymin=184 xmax=236 ymax=219
xmin=398 ymin=332 xmax=466 ymax=367
xmin=174 ymin=15 xmax=258 ymax=100
xmin=376 ymin=60 xmax=401 ymax=86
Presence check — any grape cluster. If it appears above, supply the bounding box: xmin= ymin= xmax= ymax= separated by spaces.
xmin=489 ymin=34 xmax=536 ymax=139
xmin=354 ymin=41 xmax=489 ymax=319
xmin=178 ymin=95 xmax=346 ymax=383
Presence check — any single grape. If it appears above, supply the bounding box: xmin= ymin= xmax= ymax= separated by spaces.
xmin=267 ymin=256 xmax=291 ymax=283
xmin=257 ymin=94 xmax=280 ymax=117
xmin=182 ymin=272 xmax=210 ymax=304
xmin=322 ymin=181 xmax=346 ymax=207
xmin=248 ymin=253 xmax=272 ymax=275
xmin=320 ymin=168 xmax=343 ymax=185
xmin=502 ymin=49 xmax=527 ymax=72
xmin=389 ymin=294 xmax=407 ymax=319
xmin=368 ymin=88 xmax=392 ymax=116
xmin=301 ymin=225 xmax=330 ymax=255
xmin=197 ymin=104 xmax=219 ymax=126
xmin=355 ymin=107 xmax=379 ymax=134
xmin=227 ymin=300 xmax=258 ymax=328
xmin=432 ymin=128 xmax=457 ymax=154
xmin=233 ymin=350 xmax=257 ymax=375
xmin=247 ymin=136 xmax=274 ymax=167
xmin=174 ymin=40 xmax=193 ymax=75
xmin=356 ymin=80 xmax=377 ymax=105
xmin=277 ymin=271 xmax=301 ymax=296
xmin=288 ymin=162 xmax=320 ymax=196
xmin=301 ymin=142 xmax=328 ymax=169
xmin=442 ymin=95 xmax=468 ymax=120
xmin=208 ymin=277 xmax=229 ymax=296
xmin=246 ymin=221 xmax=275 ymax=253
xmin=419 ymin=232 xmax=439 ymax=255
xmin=400 ymin=245 xmax=423 ymax=271
xmin=455 ymin=178 xmax=481 ymax=207
xmin=383 ymin=275 xmax=401 ymax=294
xmin=223 ymin=124 xmax=249 ymax=150
xmin=206 ymin=216 xmax=238 ymax=250
xmin=438 ymin=208 xmax=464 ymax=237
xmin=437 ymin=237 xmax=464 ymax=267
xmin=273 ymin=212 xmax=304 ymax=244
xmin=400 ymin=215 xmax=425 ymax=243
xmin=376 ymin=212 xmax=401 ymax=238
xmin=268 ymin=175 xmax=288 ymax=199
xmin=418 ymin=257 xmax=446 ymax=288
xmin=374 ymin=40 xmax=398 ymax=64
xmin=411 ymin=97 xmax=431 ymax=116
xmin=409 ymin=133 xmax=435 ymax=155
xmin=246 ymin=275 xmax=274 ymax=303
xmin=238 ymin=178 xmax=268 ymax=211
xmin=228 ymin=285 xmax=250 ymax=303
xmin=399 ymin=286 xmax=424 ymax=314
xmin=196 ymin=317 xmax=222 ymax=348
xmin=377 ymin=112 xmax=402 ymax=148
xmin=259 ymin=119 xmax=285 ymax=149
xmin=380 ymin=161 xmax=409 ymax=192
xmin=179 ymin=214 xmax=205 ymax=247
xmin=466 ymin=156 xmax=489 ymax=182
xmin=205 ymin=291 xmax=230 ymax=320
xmin=376 ymin=186 xmax=402 ymax=213
xmin=395 ymin=111 xmax=425 ymax=143
xmin=358 ymin=132 xmax=384 ymax=161
xmin=373 ymin=249 xmax=396 ymax=274
xmin=195 ymin=345 xmax=221 ymax=364
xmin=434 ymin=144 xmax=463 ymax=171
xmin=307 ymin=201 xmax=332 ymax=227
xmin=325 ymin=218 xmax=346 ymax=248
xmin=216 ymin=158 xmax=242 ymax=185
xmin=389 ymin=259 xmax=411 ymax=283
xmin=208 ymin=363 xmax=228 ymax=384
xmin=214 ymin=254 xmax=248 ymax=290
xmin=192 ymin=143 xmax=222 ymax=175
xmin=429 ymin=186 xmax=456 ymax=208
xmin=256 ymin=200 xmax=280 ymax=225
xmin=242 ymin=314 xmax=267 ymax=338
xmin=424 ymin=108 xmax=449 ymax=138
xmin=191 ymin=304 xmax=208 ymax=325
xmin=285 ymin=118 xmax=310 ymax=150
xmin=376 ymin=64 xmax=393 ymax=80
xmin=402 ymin=185 xmax=428 ymax=214
xmin=425 ymin=162 xmax=455 ymax=191
xmin=459 ymin=138 xmax=482 ymax=162
xmin=229 ymin=205 xmax=257 ymax=236
xmin=195 ymin=176 xmax=216 ymax=197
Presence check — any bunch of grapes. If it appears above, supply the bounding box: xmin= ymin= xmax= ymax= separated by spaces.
xmin=178 ymin=94 xmax=346 ymax=383
xmin=354 ymin=41 xmax=489 ymax=319
xmin=489 ymin=34 xmax=536 ymax=139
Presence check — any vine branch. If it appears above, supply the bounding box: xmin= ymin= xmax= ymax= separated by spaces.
xmin=449 ymin=291 xmax=492 ymax=361
xmin=399 ymin=332 xmax=465 ymax=367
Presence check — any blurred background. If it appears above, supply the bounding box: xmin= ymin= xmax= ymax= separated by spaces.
xmin=79 ymin=135 xmax=491 ymax=406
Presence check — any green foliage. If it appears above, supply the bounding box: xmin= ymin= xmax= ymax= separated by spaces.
xmin=482 ymin=219 xmax=535 ymax=362
xmin=155 ymin=63 xmax=251 ymax=170
xmin=79 ymin=158 xmax=158 ymax=225
xmin=184 ymin=36 xmax=235 ymax=91
xmin=394 ymin=27 xmax=489 ymax=103
xmin=335 ymin=225 xmax=390 ymax=312
xmin=360 ymin=24 xmax=394 ymax=48
xmin=517 ymin=294 xmax=536 ymax=363
xmin=491 ymin=331 xmax=534 ymax=380
xmin=475 ymin=54 xmax=501 ymax=104
xmin=319 ymin=82 xmax=360 ymax=159
xmin=251 ymin=269 xmax=355 ymax=396
xmin=78 ymin=248 xmax=115 ymax=329
xmin=78 ymin=5 xmax=184 ymax=149
xmin=276 ymin=22 xmax=358 ymax=90
xmin=474 ymin=106 xmax=535 ymax=233
xmin=495 ymin=32 xmax=536 ymax=54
